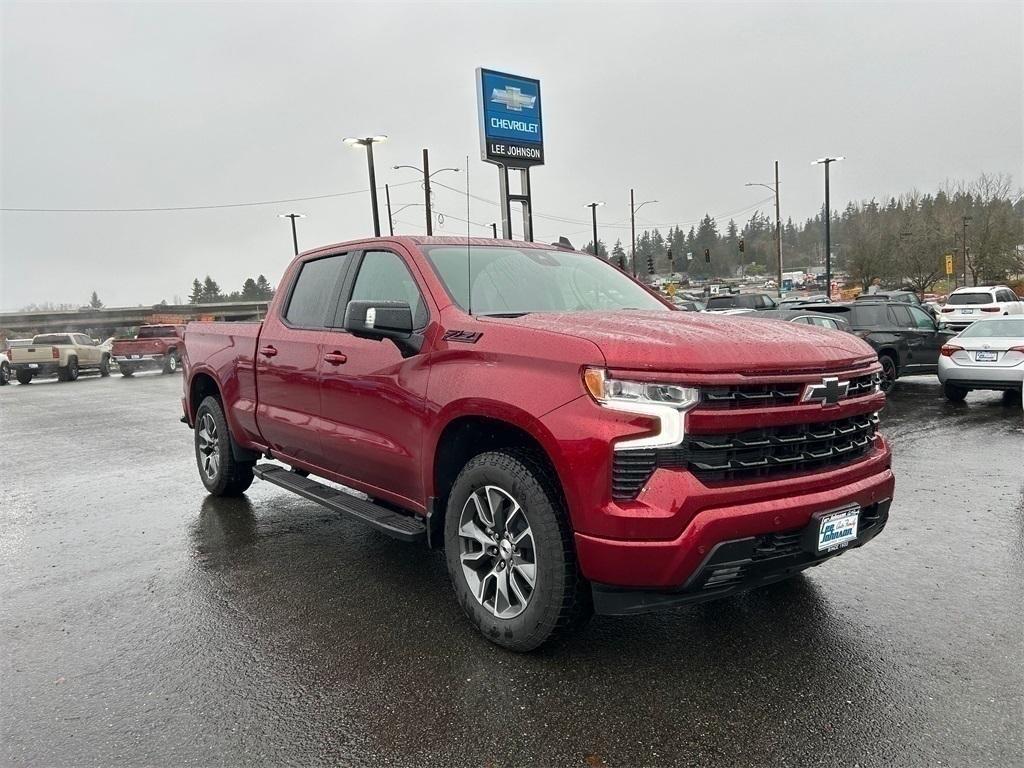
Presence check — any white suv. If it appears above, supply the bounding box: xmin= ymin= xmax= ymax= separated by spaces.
xmin=938 ymin=286 xmax=1023 ymax=332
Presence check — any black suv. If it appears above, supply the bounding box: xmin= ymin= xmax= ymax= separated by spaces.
xmin=807 ymin=301 xmax=956 ymax=392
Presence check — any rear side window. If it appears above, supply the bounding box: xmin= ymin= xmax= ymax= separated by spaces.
xmin=888 ymin=305 xmax=913 ymax=327
xmin=948 ymin=291 xmax=995 ymax=306
xmin=285 ymin=254 xmax=348 ymax=327
xmin=706 ymin=295 xmax=736 ymax=309
xmin=850 ymin=305 xmax=889 ymax=327
xmin=908 ymin=306 xmax=933 ymax=329
xmin=347 ymin=250 xmax=427 ymax=328
xmin=997 ymin=289 xmax=1017 ymax=303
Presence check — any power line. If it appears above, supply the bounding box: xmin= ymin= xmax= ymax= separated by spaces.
xmin=0 ymin=180 xmax=422 ymax=213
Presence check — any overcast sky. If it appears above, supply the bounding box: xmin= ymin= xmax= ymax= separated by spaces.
xmin=1 ymin=1 xmax=1021 ymax=310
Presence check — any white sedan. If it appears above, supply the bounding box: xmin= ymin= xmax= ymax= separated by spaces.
xmin=938 ymin=317 xmax=1024 ymax=401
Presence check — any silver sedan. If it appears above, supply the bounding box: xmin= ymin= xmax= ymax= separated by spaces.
xmin=937 ymin=317 xmax=1024 ymax=401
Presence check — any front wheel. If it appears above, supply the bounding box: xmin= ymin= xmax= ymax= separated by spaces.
xmin=0 ymin=362 xmax=9 ymax=385
xmin=878 ymin=355 xmax=897 ymax=393
xmin=194 ymin=396 xmax=254 ymax=496
xmin=943 ymin=381 xmax=968 ymax=402
xmin=444 ymin=450 xmax=592 ymax=652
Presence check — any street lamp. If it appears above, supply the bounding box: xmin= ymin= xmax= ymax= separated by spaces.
xmin=812 ymin=156 xmax=844 ymax=297
xmin=745 ymin=160 xmax=783 ymax=297
xmin=277 ymin=213 xmax=305 ymax=255
xmin=392 ymin=149 xmax=459 ymax=235
xmin=343 ymin=135 xmax=388 ymax=237
xmin=388 ymin=201 xmax=425 ymax=235
xmin=629 ymin=190 xmax=657 ymax=277
xmin=961 ymin=216 xmax=972 ymax=286
xmin=585 ymin=201 xmax=605 ymax=257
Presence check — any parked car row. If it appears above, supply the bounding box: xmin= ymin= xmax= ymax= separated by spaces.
xmin=1 ymin=325 xmax=184 ymax=384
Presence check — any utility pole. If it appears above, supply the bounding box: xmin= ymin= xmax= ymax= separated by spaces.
xmin=491 ymin=222 xmax=498 ymax=239
xmin=278 ymin=213 xmax=305 ymax=255
xmin=385 ymin=184 xmax=394 ymax=236
xmin=962 ymin=216 xmax=972 ymax=286
xmin=422 ymin=148 xmax=432 ymax=236
xmin=586 ymin=201 xmax=604 ymax=257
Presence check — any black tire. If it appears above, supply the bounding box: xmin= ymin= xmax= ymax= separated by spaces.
xmin=162 ymin=350 xmax=180 ymax=375
xmin=58 ymin=356 xmax=79 ymax=382
xmin=16 ymin=369 xmax=33 ymax=385
xmin=119 ymin=365 xmax=134 ymax=377
xmin=194 ymin=395 xmax=254 ymax=496
xmin=943 ymin=381 xmax=968 ymax=402
xmin=99 ymin=354 xmax=110 ymax=377
xmin=878 ymin=355 xmax=897 ymax=393
xmin=0 ymin=361 xmax=9 ymax=385
xmin=444 ymin=449 xmax=592 ymax=652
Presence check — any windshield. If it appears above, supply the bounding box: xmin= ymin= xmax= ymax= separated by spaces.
xmin=948 ymin=292 xmax=995 ymax=306
xmin=32 ymin=334 xmax=73 ymax=345
xmin=423 ymin=246 xmax=668 ymax=315
xmin=959 ymin=318 xmax=1024 ymax=338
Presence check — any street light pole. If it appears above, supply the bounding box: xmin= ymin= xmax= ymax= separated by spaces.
xmin=744 ymin=164 xmax=783 ymax=298
xmin=812 ymin=157 xmax=844 ymax=297
xmin=629 ymin=191 xmax=658 ymax=277
xmin=277 ymin=213 xmax=305 ymax=255
xmin=343 ymin=135 xmax=388 ymax=236
xmin=491 ymin=222 xmax=498 ymax=239
xmin=385 ymin=184 xmax=394 ymax=237
xmin=586 ymin=201 xmax=604 ymax=257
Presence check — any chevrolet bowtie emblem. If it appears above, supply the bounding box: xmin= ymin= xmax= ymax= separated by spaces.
xmin=491 ymin=86 xmax=536 ymax=112
xmin=801 ymin=376 xmax=849 ymax=406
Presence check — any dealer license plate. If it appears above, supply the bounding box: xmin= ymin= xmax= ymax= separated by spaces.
xmin=961 ymin=308 xmax=974 ymax=314
xmin=817 ymin=507 xmax=859 ymax=551
xmin=975 ymin=350 xmax=998 ymax=362
xmin=131 ymin=354 xmax=141 ymax=359
xmin=29 ymin=363 xmax=38 ymax=369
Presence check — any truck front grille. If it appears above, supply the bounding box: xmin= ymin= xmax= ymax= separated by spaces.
xmin=611 ymin=414 xmax=878 ymax=499
xmin=700 ymin=373 xmax=878 ymax=409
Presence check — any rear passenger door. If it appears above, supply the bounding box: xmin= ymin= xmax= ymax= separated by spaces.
xmin=317 ymin=249 xmax=433 ymax=508
xmin=255 ymin=251 xmax=351 ymax=467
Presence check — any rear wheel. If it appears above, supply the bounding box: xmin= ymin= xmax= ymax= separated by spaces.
xmin=444 ymin=449 xmax=592 ymax=652
xmin=194 ymin=395 xmax=254 ymax=496
xmin=878 ymin=355 xmax=897 ymax=393
xmin=162 ymin=350 xmax=179 ymax=374
xmin=943 ymin=381 xmax=968 ymax=402
xmin=0 ymin=361 xmax=9 ymax=385
xmin=99 ymin=355 xmax=110 ymax=377
xmin=119 ymin=365 xmax=134 ymax=377
xmin=58 ymin=356 xmax=79 ymax=382
xmin=16 ymin=369 xmax=33 ymax=385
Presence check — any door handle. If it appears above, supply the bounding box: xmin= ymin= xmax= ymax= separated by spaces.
xmin=259 ymin=345 xmax=278 ymax=358
xmin=323 ymin=352 xmax=347 ymax=365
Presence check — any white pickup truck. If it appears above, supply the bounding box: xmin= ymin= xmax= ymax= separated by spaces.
xmin=8 ymin=332 xmax=110 ymax=384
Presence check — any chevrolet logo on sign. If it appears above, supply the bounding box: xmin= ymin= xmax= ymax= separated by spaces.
xmin=491 ymin=86 xmax=536 ymax=112
xmin=801 ymin=376 xmax=849 ymax=406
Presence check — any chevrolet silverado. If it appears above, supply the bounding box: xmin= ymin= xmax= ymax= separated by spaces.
xmin=182 ymin=237 xmax=894 ymax=651
xmin=9 ymin=332 xmax=110 ymax=384
xmin=112 ymin=324 xmax=185 ymax=376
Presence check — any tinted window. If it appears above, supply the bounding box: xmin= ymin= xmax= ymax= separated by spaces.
xmin=285 ymin=254 xmax=347 ymax=327
xmin=138 ymin=326 xmax=178 ymax=339
xmin=888 ymin=305 xmax=913 ymax=327
xmin=33 ymin=334 xmax=73 ymax=345
xmin=706 ymin=295 xmax=737 ymax=309
xmin=908 ymin=306 xmax=934 ymax=329
xmin=424 ymin=245 xmax=666 ymax=315
xmin=808 ymin=316 xmax=840 ymax=330
xmin=948 ymin=291 xmax=995 ymax=305
xmin=849 ymin=305 xmax=889 ymax=327
xmin=349 ymin=251 xmax=427 ymax=328
xmin=998 ymin=289 xmax=1017 ymax=303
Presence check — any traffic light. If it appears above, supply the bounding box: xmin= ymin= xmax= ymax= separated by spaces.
xmin=704 ymin=248 xmax=711 ymax=263
xmin=647 ymin=254 xmax=655 ymax=274
xmin=667 ymin=248 xmax=674 ymax=268
xmin=738 ymin=238 xmax=745 ymax=253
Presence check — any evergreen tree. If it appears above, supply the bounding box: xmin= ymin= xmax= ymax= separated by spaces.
xmin=189 ymin=279 xmax=203 ymax=304
xmin=241 ymin=278 xmax=260 ymax=300
xmin=611 ymin=239 xmax=626 ymax=270
xmin=89 ymin=291 xmax=103 ymax=308
xmin=201 ymin=275 xmax=223 ymax=303
xmin=255 ymin=275 xmax=273 ymax=299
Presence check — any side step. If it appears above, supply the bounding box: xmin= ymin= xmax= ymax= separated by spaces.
xmin=253 ymin=464 xmax=426 ymax=543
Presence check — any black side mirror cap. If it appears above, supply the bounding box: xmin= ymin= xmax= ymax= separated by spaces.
xmin=343 ymin=300 xmax=422 ymax=357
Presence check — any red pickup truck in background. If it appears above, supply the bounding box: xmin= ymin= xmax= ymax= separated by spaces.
xmin=112 ymin=324 xmax=185 ymax=376
xmin=182 ymin=236 xmax=894 ymax=651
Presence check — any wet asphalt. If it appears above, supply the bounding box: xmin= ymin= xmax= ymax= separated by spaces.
xmin=1 ymin=371 xmax=1021 ymax=768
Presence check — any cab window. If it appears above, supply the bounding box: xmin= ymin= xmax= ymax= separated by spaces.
xmin=285 ymin=254 xmax=349 ymax=328
xmin=346 ymin=251 xmax=427 ymax=328
xmin=908 ymin=306 xmax=934 ymax=329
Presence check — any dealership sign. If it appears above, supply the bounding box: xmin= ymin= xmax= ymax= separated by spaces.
xmin=477 ymin=68 xmax=544 ymax=167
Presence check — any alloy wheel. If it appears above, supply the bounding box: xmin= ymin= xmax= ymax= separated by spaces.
xmin=458 ymin=485 xmax=538 ymax=619
xmin=197 ymin=413 xmax=220 ymax=481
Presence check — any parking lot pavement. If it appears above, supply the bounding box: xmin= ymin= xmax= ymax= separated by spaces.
xmin=1 ymin=371 xmax=1021 ymax=767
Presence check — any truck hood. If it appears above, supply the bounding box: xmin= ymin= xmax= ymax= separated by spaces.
xmin=486 ymin=310 xmax=876 ymax=374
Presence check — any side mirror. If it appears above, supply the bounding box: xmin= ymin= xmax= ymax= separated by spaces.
xmin=343 ymin=300 xmax=422 ymax=357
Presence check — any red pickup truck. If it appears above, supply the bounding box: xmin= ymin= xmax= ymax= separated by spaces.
xmin=112 ymin=324 xmax=185 ymax=376
xmin=182 ymin=237 xmax=894 ymax=651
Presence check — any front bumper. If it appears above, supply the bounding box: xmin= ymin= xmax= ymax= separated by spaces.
xmin=591 ymin=498 xmax=890 ymax=615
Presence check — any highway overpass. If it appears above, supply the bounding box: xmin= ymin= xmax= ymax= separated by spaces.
xmin=0 ymin=301 xmax=270 ymax=336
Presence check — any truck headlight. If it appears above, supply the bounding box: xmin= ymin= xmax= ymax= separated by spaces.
xmin=583 ymin=368 xmax=699 ymax=450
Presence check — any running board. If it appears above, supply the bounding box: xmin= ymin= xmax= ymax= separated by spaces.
xmin=253 ymin=464 xmax=426 ymax=543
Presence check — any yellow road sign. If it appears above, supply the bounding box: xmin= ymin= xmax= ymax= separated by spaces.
xmin=945 ymin=254 xmax=954 ymax=275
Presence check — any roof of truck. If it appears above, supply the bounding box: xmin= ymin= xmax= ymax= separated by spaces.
xmin=300 ymin=236 xmax=574 ymax=257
